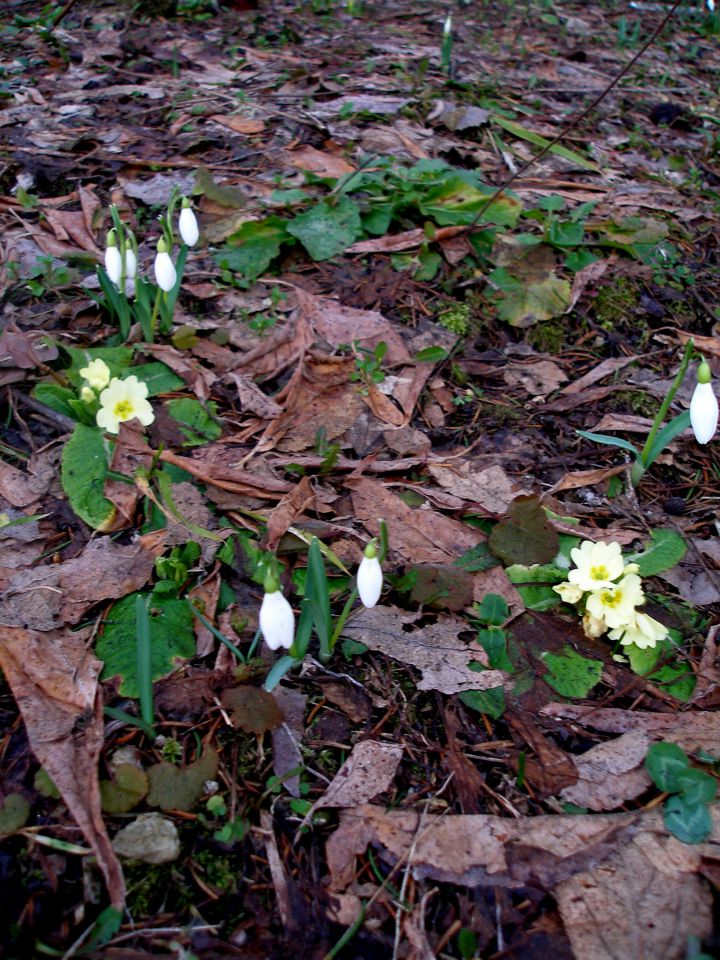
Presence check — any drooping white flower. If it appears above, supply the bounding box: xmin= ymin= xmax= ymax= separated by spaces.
xmin=443 ymin=13 xmax=452 ymax=35
xmin=124 ymin=247 xmax=137 ymax=280
xmin=567 ymin=540 xmax=625 ymax=592
xmin=104 ymin=230 xmax=122 ymax=287
xmin=585 ymin=573 xmax=644 ymax=629
xmin=259 ymin=578 xmax=295 ymax=651
xmin=357 ymin=543 xmax=383 ymax=608
xmin=96 ymin=375 xmax=154 ymax=434
xmin=178 ymin=198 xmax=199 ymax=247
xmin=154 ymin=238 xmax=177 ymax=292
xmin=79 ymin=357 xmax=111 ymax=391
xmin=553 ymin=581 xmax=584 ymax=605
xmin=689 ymin=362 xmax=718 ymax=445
xmin=608 ymin=611 xmax=668 ymax=650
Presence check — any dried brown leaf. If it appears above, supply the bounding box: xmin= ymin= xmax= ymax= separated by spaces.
xmin=0 ymin=626 xmax=125 ymax=906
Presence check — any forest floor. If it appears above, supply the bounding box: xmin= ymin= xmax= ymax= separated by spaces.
xmin=1 ymin=0 xmax=720 ymax=957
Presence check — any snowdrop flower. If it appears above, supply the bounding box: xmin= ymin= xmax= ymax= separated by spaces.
xmin=708 ymin=0 xmax=715 ymax=13
xmin=104 ymin=230 xmax=123 ymax=287
xmin=443 ymin=13 xmax=452 ymax=35
xmin=79 ymin=357 xmax=111 ymax=391
xmin=567 ymin=540 xmax=625 ymax=593
xmin=124 ymin=246 xmax=137 ymax=280
xmin=178 ymin=197 xmax=199 ymax=247
xmin=96 ymin=375 xmax=154 ymax=434
xmin=608 ymin=610 xmax=668 ymax=650
xmin=259 ymin=575 xmax=295 ymax=650
xmin=585 ymin=574 xmax=644 ymax=630
xmin=154 ymin=237 xmax=177 ymax=292
xmin=689 ymin=360 xmax=718 ymax=445
xmin=357 ymin=542 xmax=383 ymax=608
xmin=553 ymin=581 xmax=583 ymax=605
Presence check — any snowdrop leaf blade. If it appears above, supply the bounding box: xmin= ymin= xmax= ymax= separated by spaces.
xmin=576 ymin=430 xmax=640 ymax=456
xmin=263 ymin=655 xmax=299 ymax=693
xmin=644 ymin=410 xmax=691 ymax=467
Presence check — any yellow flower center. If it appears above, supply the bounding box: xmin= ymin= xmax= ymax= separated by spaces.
xmin=113 ymin=400 xmax=134 ymax=420
xmin=590 ymin=564 xmax=609 ymax=581
xmin=600 ymin=588 xmax=622 ymax=608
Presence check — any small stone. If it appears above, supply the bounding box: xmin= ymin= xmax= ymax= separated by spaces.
xmin=112 ymin=813 xmax=180 ymax=864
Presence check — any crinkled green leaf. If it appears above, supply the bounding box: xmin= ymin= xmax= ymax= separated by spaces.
xmin=147 ymin=748 xmax=219 ymax=812
xmin=218 ymin=216 xmax=291 ymax=280
xmin=61 ymin=424 xmax=115 ymax=530
xmin=287 ymin=197 xmax=363 ymax=260
xmin=96 ymin=589 xmax=195 ymax=697
xmin=166 ymin=398 xmax=222 ymax=446
xmin=489 ymin=267 xmax=571 ymax=327
xmin=476 ymin=594 xmax=509 ymax=626
xmin=626 ymin=528 xmax=687 ymax=576
xmin=542 ymin=646 xmax=602 ymax=699
xmin=419 ymin=174 xmax=521 ymax=227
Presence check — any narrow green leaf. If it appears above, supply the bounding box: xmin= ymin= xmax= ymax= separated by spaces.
xmin=643 ymin=410 xmax=691 ymax=468
xmin=491 ymin=115 xmax=599 ymax=172
xmin=576 ymin=429 xmax=640 ymax=456
xmin=263 ymin=655 xmax=300 ymax=692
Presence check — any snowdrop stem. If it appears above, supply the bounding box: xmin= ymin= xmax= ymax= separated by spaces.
xmin=330 ymin=588 xmax=360 ymax=649
xmin=149 ymin=286 xmax=162 ymax=341
xmin=637 ymin=338 xmax=694 ymax=473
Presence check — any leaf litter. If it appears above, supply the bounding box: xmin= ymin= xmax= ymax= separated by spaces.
xmin=0 ymin=0 xmax=719 ymax=957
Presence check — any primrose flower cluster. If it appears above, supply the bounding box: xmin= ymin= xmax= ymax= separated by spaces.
xmin=553 ymin=540 xmax=668 ymax=650
xmin=78 ymin=358 xmax=154 ymax=435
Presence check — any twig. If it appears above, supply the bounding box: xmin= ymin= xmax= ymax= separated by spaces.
xmin=46 ymin=0 xmax=81 ymax=35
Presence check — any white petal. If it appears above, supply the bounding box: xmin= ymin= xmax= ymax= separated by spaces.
xmin=259 ymin=590 xmax=295 ymax=650
xmin=690 ymin=381 xmax=718 ymax=444
xmin=105 ymin=246 xmax=123 ymax=286
xmin=154 ymin=251 xmax=177 ymax=292
xmin=179 ymin=207 xmax=199 ymax=247
xmin=357 ymin=555 xmax=383 ymax=608
xmin=125 ymin=248 xmax=137 ymax=279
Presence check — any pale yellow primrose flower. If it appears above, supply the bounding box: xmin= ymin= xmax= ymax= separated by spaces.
xmin=568 ymin=540 xmax=625 ymax=592
xmin=585 ymin=573 xmax=644 ymax=629
xmin=553 ymin=581 xmax=584 ymax=605
xmin=79 ymin=358 xmax=111 ymax=391
xmin=80 ymin=385 xmax=95 ymax=404
xmin=608 ymin=611 xmax=668 ymax=650
xmin=96 ymin=376 xmax=154 ymax=435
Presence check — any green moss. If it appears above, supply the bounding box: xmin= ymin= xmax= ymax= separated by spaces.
xmin=438 ymin=301 xmax=470 ymax=336
xmin=194 ymin=849 xmax=237 ymax=894
xmin=526 ymin=317 xmax=566 ymax=353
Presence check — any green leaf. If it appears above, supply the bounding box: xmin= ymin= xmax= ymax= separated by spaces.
xmin=413 ymin=346 xmax=449 ymax=363
xmin=419 ymin=174 xmax=521 ymax=227
xmin=476 ymin=627 xmax=513 ymax=672
xmin=306 ymin=537 xmax=331 ymax=656
xmin=96 ymin=590 xmax=195 ymax=697
xmin=644 ymin=741 xmax=689 ymax=792
xmin=476 ymin=593 xmax=509 ymax=626
xmin=219 ymin=216 xmax=291 ymax=280
xmin=100 ymin=764 xmax=149 ymax=814
xmin=547 ymin=219 xmax=584 ymax=247
xmin=626 ymin=528 xmax=687 ymax=576
xmin=491 ymin=115 xmax=599 ymax=172
xmin=674 ymin=767 xmax=717 ymax=806
xmin=506 ymin=563 xmax=564 ymax=611
xmin=166 ymin=397 xmax=223 ymax=446
xmin=0 ymin=794 xmax=30 ymax=837
xmin=489 ymin=495 xmax=559 ymax=565
xmin=84 ymin=906 xmax=124 ymax=952
xmin=64 ymin=345 xmax=134 ymax=387
xmin=575 ymin=429 xmax=640 ymax=457
xmin=648 ymin=663 xmax=696 ymax=702
xmin=542 ymin=646 xmax=602 ymax=698
xmin=33 ymin=382 xmax=78 ymax=419
xmin=61 ymin=424 xmax=116 ymax=530
xmin=663 ymin=794 xmax=712 ymax=844
xmin=454 ymin=542 xmax=498 ymax=573
xmin=643 ymin=410 xmax=691 ymax=468
xmin=286 ymin=196 xmax=363 ymax=260
xmin=130 ymin=362 xmax=185 ymax=396
xmin=459 ymin=686 xmax=506 ymax=719
xmin=489 ymin=267 xmax=571 ymax=327
xmin=147 ymin=747 xmax=219 ymax=812
xmin=565 ymin=249 xmax=600 ymax=273
xmin=263 ymin=655 xmax=300 ymax=692
xmin=342 ymin=638 xmax=368 ymax=657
